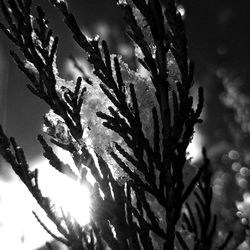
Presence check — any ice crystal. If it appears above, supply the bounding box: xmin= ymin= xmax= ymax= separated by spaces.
xmin=118 ymin=59 xmax=159 ymax=146
xmin=43 ymin=110 xmax=71 ymax=144
xmin=42 ymin=41 xmax=183 ymax=183
xmin=167 ymin=51 xmax=181 ymax=90
xmin=24 ymin=60 xmax=39 ymax=75
xmin=177 ymin=4 xmax=186 ymax=19
xmin=55 ymin=0 xmax=66 ymax=3
xmin=236 ymin=193 xmax=250 ymax=220
xmin=43 ymin=55 xmax=162 ymax=181
xmin=118 ymin=0 xmax=128 ymax=5
xmin=31 ymin=30 xmax=42 ymax=48
xmin=55 ymin=77 xmax=75 ymax=100
xmin=132 ymin=7 xmax=155 ymax=57
xmin=44 ymin=49 xmax=179 ymax=181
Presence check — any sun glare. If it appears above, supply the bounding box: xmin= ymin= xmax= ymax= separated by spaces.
xmin=0 ymin=178 xmax=53 ymax=250
xmin=0 ymin=127 xmax=202 ymax=250
xmin=187 ymin=131 xmax=203 ymax=162
xmin=0 ymin=146 xmax=93 ymax=250
xmin=35 ymin=148 xmax=92 ymax=227
xmin=38 ymin=162 xmax=91 ymax=226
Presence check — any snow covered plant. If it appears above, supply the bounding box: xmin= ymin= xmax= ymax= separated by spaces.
xmin=0 ymin=0 xmax=233 ymax=249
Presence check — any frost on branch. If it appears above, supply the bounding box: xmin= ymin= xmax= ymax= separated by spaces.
xmin=43 ymin=110 xmax=72 ymax=144
xmin=46 ymin=55 xmax=160 ymax=181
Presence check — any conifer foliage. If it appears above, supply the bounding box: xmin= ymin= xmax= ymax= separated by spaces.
xmin=0 ymin=0 xmax=232 ymax=249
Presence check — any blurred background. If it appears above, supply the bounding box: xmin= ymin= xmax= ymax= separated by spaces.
xmin=0 ymin=0 xmax=250 ymax=249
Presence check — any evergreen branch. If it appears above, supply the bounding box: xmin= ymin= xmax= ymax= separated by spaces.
xmin=194 ymin=201 xmax=204 ymax=238
xmin=69 ymin=55 xmax=93 ymax=85
xmin=50 ymin=0 xmax=164 ymax=197
xmin=0 ymin=0 xmax=85 ymax=140
xmin=79 ymin=146 xmax=104 ymax=186
xmin=49 ymin=139 xmax=75 ymax=154
xmin=99 ymin=120 xmax=134 ymax=151
xmin=114 ymin=143 xmax=141 ymax=172
xmin=181 ymin=148 xmax=230 ymax=250
xmin=181 ymin=167 xmax=203 ymax=203
xmin=152 ymin=107 xmax=161 ymax=166
xmin=36 ymin=198 xmax=74 ymax=243
xmin=176 ymin=231 xmax=190 ymax=250
xmin=114 ymin=137 xmax=156 ymax=193
xmin=129 ymin=84 xmax=141 ymax=123
xmin=60 ymin=209 xmax=82 ymax=246
xmin=128 ymin=198 xmax=165 ymax=239
xmin=74 ymin=77 xmax=82 ymax=99
xmin=50 ymin=0 xmax=93 ymax=53
xmin=99 ymin=84 xmax=120 ymax=108
xmin=110 ymin=150 xmax=152 ymax=193
xmin=46 ymin=242 xmax=56 ymax=250
xmin=134 ymin=186 xmax=166 ymax=238
xmin=49 ymin=36 xmax=59 ymax=63
xmin=9 ymin=50 xmax=46 ymax=99
xmin=90 ymin=220 xmax=106 ymax=250
xmin=113 ymin=57 xmax=123 ymax=93
xmin=0 ymin=0 xmax=20 ymax=42
xmin=172 ymin=90 xmax=180 ymax=127
xmin=118 ymin=3 xmax=158 ymax=79
xmin=90 ymin=186 xmax=121 ymax=249
xmin=207 ymin=215 xmax=217 ymax=245
xmin=0 ymin=0 xmax=209 ymax=249
xmin=187 ymin=61 xmax=195 ymax=90
xmin=182 ymin=212 xmax=193 ymax=233
xmin=37 ymin=134 xmax=78 ymax=180
xmin=148 ymin=0 xmax=166 ymax=40
xmin=0 ymin=127 xmax=77 ymax=243
xmin=97 ymin=107 xmax=131 ymax=135
xmin=0 ymin=21 xmax=17 ymax=43
xmin=194 ymin=87 xmax=204 ymax=121
xmin=102 ymin=40 xmax=112 ymax=76
xmin=125 ymin=184 xmax=142 ymax=248
xmin=193 ymin=190 xmax=206 ymax=211
xmin=185 ymin=202 xmax=198 ymax=236
xmin=33 ymin=211 xmax=70 ymax=247
xmin=138 ymin=228 xmax=155 ymax=250
xmin=163 ymin=0 xmax=188 ymax=81
xmin=217 ymin=231 xmax=233 ymax=250
xmin=95 ymin=154 xmax=115 ymax=202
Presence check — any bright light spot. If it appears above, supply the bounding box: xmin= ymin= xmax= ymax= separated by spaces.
xmin=118 ymin=44 xmax=134 ymax=58
xmin=240 ymin=167 xmax=250 ymax=177
xmin=34 ymin=153 xmax=91 ymax=227
xmin=228 ymin=149 xmax=239 ymax=160
xmin=0 ymin=146 xmax=93 ymax=249
xmin=54 ymin=146 xmax=96 ymax=186
xmin=232 ymin=162 xmax=241 ymax=172
xmin=187 ymin=131 xmax=203 ymax=162
xmin=93 ymin=22 xmax=111 ymax=41
xmin=0 ymin=178 xmax=52 ymax=250
xmin=236 ymin=192 xmax=250 ymax=217
xmin=63 ymin=57 xmax=91 ymax=81
xmin=118 ymin=0 xmax=127 ymax=5
xmin=237 ymin=241 xmax=250 ymax=250
xmin=138 ymin=63 xmax=150 ymax=78
xmin=177 ymin=5 xmax=186 ymax=18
